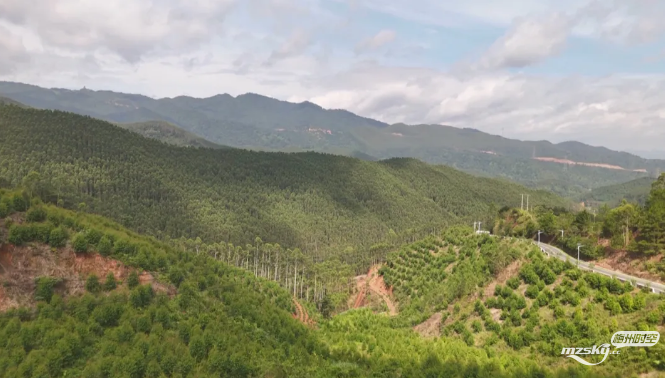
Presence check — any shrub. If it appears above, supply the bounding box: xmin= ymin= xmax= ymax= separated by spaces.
xmin=35 ymin=277 xmax=60 ymax=303
xmin=130 ymin=285 xmax=154 ymax=309
xmin=463 ymin=330 xmax=474 ymax=346
xmin=471 ymin=320 xmax=482 ymax=333
xmin=26 ymin=207 xmax=47 ymax=222
xmin=127 ymin=271 xmax=140 ymax=289
xmin=103 ymin=273 xmax=117 ymax=291
xmin=605 ymin=297 xmax=622 ymax=316
xmin=72 ymin=232 xmax=88 ymax=253
xmin=618 ymin=294 xmax=634 ymax=313
xmin=97 ymin=235 xmax=113 ymax=256
xmin=8 ymin=224 xmax=28 ymax=245
xmin=525 ymin=285 xmax=540 ymax=299
xmin=485 ymin=319 xmax=501 ymax=333
xmin=85 ymin=229 xmax=103 ymax=246
xmin=541 ymin=269 xmax=557 ymax=285
xmin=565 ymin=269 xmax=581 ymax=281
xmin=85 ymin=274 xmax=102 ymax=293
xmin=49 ymin=227 xmax=68 ymax=248
xmin=553 ymin=306 xmax=565 ymax=319
xmin=506 ymin=277 xmax=520 ymax=290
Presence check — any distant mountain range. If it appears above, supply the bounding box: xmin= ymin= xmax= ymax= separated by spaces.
xmin=2 ymin=80 xmax=663 ymax=197
xmin=626 ymin=149 xmax=665 ymax=160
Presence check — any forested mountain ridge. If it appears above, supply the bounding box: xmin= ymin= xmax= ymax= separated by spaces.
xmin=1 ymin=81 xmax=664 ymax=197
xmin=576 ymin=177 xmax=655 ymax=207
xmin=0 ymin=105 xmax=566 ymax=278
xmin=116 ymin=120 xmax=228 ymax=149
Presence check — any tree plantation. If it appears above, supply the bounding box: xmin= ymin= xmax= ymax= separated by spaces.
xmin=0 ymin=191 xmax=631 ymax=378
xmin=2 ymin=103 xmax=665 ymax=377
xmin=0 ymin=105 xmax=564 ymax=289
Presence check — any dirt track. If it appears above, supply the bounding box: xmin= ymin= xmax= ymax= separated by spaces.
xmin=351 ymin=265 xmax=397 ymax=316
xmin=292 ymin=297 xmax=315 ymax=327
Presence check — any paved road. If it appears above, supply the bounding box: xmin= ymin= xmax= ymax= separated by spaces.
xmin=536 ymin=242 xmax=665 ymax=294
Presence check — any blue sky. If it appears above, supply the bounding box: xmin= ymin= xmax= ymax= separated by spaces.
xmin=1 ymin=0 xmax=665 ymax=154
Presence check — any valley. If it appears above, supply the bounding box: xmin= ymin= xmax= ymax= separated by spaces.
xmin=1 ymin=93 xmax=664 ymax=377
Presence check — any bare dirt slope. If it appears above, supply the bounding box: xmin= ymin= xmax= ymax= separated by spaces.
xmin=413 ymin=312 xmax=442 ymax=338
xmin=483 ymin=259 xmax=523 ymax=298
xmin=0 ymin=242 xmax=174 ymax=311
xmin=350 ymin=265 xmax=397 ymax=316
xmin=594 ymin=248 xmax=664 ymax=284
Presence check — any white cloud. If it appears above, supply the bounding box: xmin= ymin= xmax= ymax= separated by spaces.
xmin=354 ymin=30 xmax=397 ymax=54
xmin=0 ymin=0 xmax=236 ymax=63
xmin=0 ymin=25 xmax=30 ymax=74
xmin=302 ymin=64 xmax=665 ymax=151
xmin=1 ymin=0 xmax=665 ymax=154
xmin=474 ymin=13 xmax=570 ymax=70
xmin=574 ymin=0 xmax=665 ymax=44
xmin=265 ymin=29 xmax=313 ymax=65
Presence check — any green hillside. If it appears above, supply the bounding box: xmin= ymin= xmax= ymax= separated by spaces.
xmin=576 ymin=177 xmax=655 ymax=207
xmin=0 ymin=105 xmax=565 ymax=276
xmin=1 ymin=81 xmax=663 ymax=197
xmin=1 ymin=190 xmax=624 ymax=377
xmin=378 ymin=229 xmax=665 ymax=376
xmin=0 ymin=192 xmax=327 ymax=377
xmin=0 ymin=96 xmax=27 ymax=107
xmin=117 ymin=120 xmax=227 ymax=149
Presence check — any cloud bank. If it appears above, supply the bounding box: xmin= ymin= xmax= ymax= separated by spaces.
xmin=1 ymin=0 xmax=665 ymax=152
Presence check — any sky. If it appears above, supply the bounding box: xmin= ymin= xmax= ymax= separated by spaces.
xmin=1 ymin=0 xmax=665 ymax=155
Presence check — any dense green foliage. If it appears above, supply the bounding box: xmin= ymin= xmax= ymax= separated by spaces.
xmin=378 ymin=229 xmax=665 ymax=376
xmin=576 ymin=177 xmax=655 ymax=207
xmin=0 ymin=105 xmax=564 ymax=276
xmin=0 ymin=193 xmax=626 ymax=377
xmin=117 ymin=120 xmax=228 ymax=149
xmin=0 ymin=194 xmax=333 ymax=377
xmin=2 ymin=81 xmax=663 ymax=197
xmin=493 ymin=175 xmax=665 ymax=265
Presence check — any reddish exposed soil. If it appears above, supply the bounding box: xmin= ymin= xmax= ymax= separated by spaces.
xmin=349 ymin=273 xmax=369 ymax=309
xmin=0 ymin=242 xmax=175 ymax=311
xmin=368 ymin=266 xmax=397 ymax=315
xmin=350 ymin=265 xmax=397 ymax=316
xmin=292 ymin=297 xmax=315 ymax=327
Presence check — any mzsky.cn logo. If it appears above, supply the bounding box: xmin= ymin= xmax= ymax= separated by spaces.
xmin=561 ymin=331 xmax=660 ymax=366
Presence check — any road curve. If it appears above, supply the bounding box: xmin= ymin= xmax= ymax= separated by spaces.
xmin=536 ymin=242 xmax=665 ymax=294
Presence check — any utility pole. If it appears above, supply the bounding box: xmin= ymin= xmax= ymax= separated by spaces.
xmin=473 ymin=222 xmax=477 ymax=232
xmin=537 ymin=230 xmax=543 ymax=245
xmin=577 ymin=244 xmax=582 ymax=267
xmin=526 ymin=195 xmax=530 ymax=212
xmin=560 ymin=230 xmax=564 ymax=238
xmin=521 ymin=194 xmax=524 ymax=210
xmin=478 ymin=222 xmax=482 ymax=232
